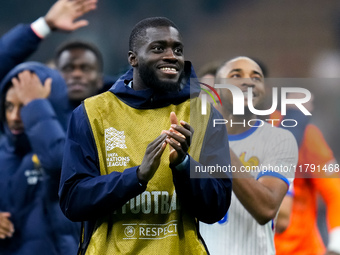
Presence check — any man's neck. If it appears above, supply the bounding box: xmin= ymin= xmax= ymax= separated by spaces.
xmin=132 ymin=71 xmax=148 ymax=91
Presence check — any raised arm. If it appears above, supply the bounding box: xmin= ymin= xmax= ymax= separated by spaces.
xmin=0 ymin=0 xmax=98 ymax=80
xmin=11 ymin=70 xmax=67 ymax=173
xmin=43 ymin=0 xmax=98 ymax=33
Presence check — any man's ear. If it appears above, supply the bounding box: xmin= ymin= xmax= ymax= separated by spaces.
xmin=128 ymin=51 xmax=138 ymax=67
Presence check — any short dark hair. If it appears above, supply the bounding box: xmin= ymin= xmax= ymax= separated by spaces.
xmin=129 ymin=17 xmax=179 ymax=52
xmin=216 ymin=56 xmax=267 ymax=79
xmin=54 ymin=40 xmax=104 ymax=72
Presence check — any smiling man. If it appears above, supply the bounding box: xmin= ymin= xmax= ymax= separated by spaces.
xmin=59 ymin=17 xmax=232 ymax=255
xmin=129 ymin=25 xmax=185 ymax=93
xmin=199 ymin=56 xmax=298 ymax=255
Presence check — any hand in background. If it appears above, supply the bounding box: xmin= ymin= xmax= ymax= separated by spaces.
xmin=45 ymin=0 xmax=98 ymax=31
xmin=0 ymin=212 xmax=14 ymax=239
xmin=11 ymin=71 xmax=51 ymax=106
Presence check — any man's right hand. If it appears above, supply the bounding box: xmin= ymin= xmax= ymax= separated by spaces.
xmin=137 ymin=133 xmax=167 ymax=183
xmin=11 ymin=71 xmax=52 ymax=106
xmin=45 ymin=0 xmax=98 ymax=32
xmin=0 ymin=212 xmax=14 ymax=239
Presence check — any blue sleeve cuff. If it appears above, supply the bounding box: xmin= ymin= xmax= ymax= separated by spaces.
xmin=174 ymin=154 xmax=189 ymax=171
xmin=256 ymin=171 xmax=290 ymax=187
xmin=135 ymin=167 xmax=148 ymax=188
xmin=118 ymin=166 xmax=147 ymax=190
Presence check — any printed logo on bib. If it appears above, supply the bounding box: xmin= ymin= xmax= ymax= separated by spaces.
xmin=123 ymin=221 xmax=178 ymax=240
xmin=105 ymin=127 xmax=127 ymax=151
xmin=118 ymin=191 xmax=179 ymax=240
xmin=124 ymin=225 xmax=136 ymax=238
xmin=106 ymin=152 xmax=130 ymax=167
xmin=114 ymin=190 xmax=179 ymax=215
xmin=105 ymin=127 xmax=130 ymax=167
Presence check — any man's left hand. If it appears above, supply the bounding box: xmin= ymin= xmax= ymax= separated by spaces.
xmin=163 ymin=112 xmax=194 ymax=166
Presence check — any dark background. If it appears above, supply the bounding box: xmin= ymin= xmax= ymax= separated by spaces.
xmin=1 ymin=0 xmax=340 ymax=78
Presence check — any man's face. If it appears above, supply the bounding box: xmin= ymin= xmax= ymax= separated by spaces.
xmin=5 ymin=86 xmax=24 ymax=135
xmin=134 ymin=26 xmax=185 ymax=92
xmin=216 ymin=57 xmax=265 ymax=111
xmin=57 ymin=48 xmax=102 ymax=102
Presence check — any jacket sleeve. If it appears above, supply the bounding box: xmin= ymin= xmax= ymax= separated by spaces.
xmin=21 ymin=99 xmax=66 ymax=175
xmin=171 ymin=108 xmax=232 ymax=224
xmin=0 ymin=24 xmax=41 ymax=80
xmin=59 ymin=105 xmax=146 ymax=222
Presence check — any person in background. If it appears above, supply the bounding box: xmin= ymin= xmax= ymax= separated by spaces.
xmin=199 ymin=56 xmax=298 ymax=255
xmin=0 ymin=0 xmax=98 ymax=81
xmin=0 ymin=0 xmax=98 ymax=138
xmin=53 ymin=39 xmax=116 ymax=108
xmin=0 ymin=0 xmax=118 ymax=111
xmin=0 ymin=62 xmax=78 ymax=255
xmin=274 ymin=93 xmax=340 ymax=255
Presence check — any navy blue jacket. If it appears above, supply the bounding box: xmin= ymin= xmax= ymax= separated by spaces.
xmin=0 ymin=62 xmax=79 ymax=255
xmin=0 ymin=24 xmax=41 ymax=81
xmin=59 ymin=62 xmax=232 ymax=251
